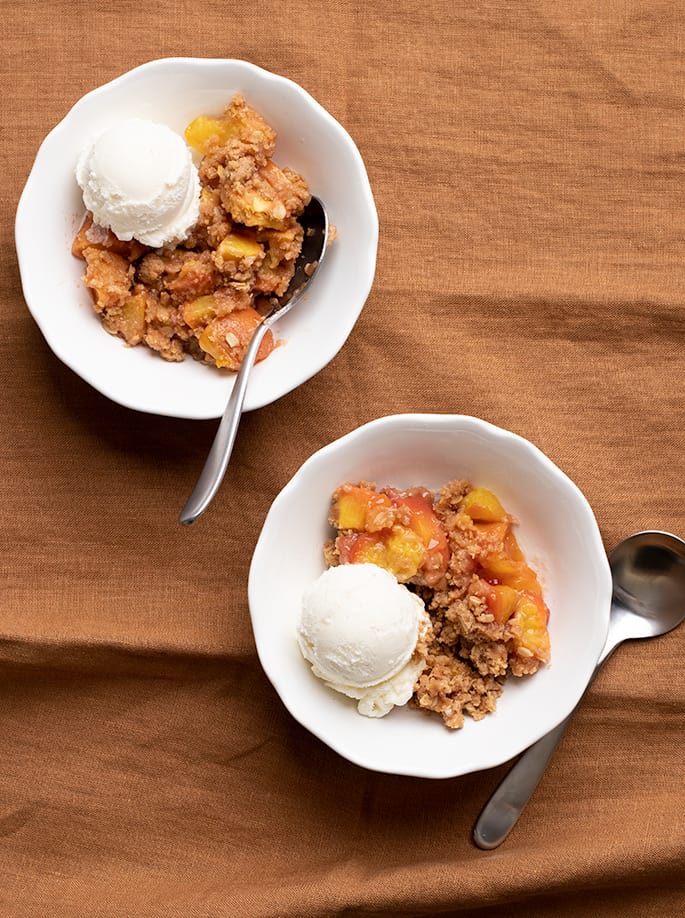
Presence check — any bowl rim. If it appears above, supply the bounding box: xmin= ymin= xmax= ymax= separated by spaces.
xmin=249 ymin=412 xmax=613 ymax=778
xmin=15 ymin=57 xmax=379 ymax=419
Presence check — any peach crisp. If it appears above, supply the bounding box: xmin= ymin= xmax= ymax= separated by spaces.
xmin=325 ymin=480 xmax=551 ymax=729
xmin=72 ymin=95 xmax=312 ymax=370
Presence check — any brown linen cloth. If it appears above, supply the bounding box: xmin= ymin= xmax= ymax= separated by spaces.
xmin=2 ymin=2 xmax=684 ymax=915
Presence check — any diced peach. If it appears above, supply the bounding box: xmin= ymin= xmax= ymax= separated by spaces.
xmin=479 ymin=554 xmax=521 ymax=583
xmin=461 ymin=487 xmax=508 ymax=522
xmin=225 ymin=160 xmax=307 ymax=231
xmin=472 ymin=521 xmax=510 ymax=556
xmin=119 ymin=293 xmax=147 ymax=345
xmin=72 ymin=214 xmax=146 ymax=261
xmin=217 ymin=233 xmax=263 ymax=262
xmin=330 ymin=486 xmax=450 ymax=584
xmin=184 ymin=115 xmax=237 ymax=154
xmin=166 ymin=256 xmax=216 ymax=298
xmin=230 ymin=189 xmax=288 ymax=230
xmin=394 ymin=493 xmax=449 ymax=576
xmin=516 ymin=563 xmax=543 ymax=595
xmin=483 ymin=582 xmax=520 ymax=625
xmin=72 ymin=215 xmax=98 ymax=257
xmin=183 ymin=295 xmax=219 ymax=329
xmin=384 ymin=528 xmax=427 ymax=582
xmin=336 ymin=527 xmax=425 ymax=583
xmin=336 ymin=533 xmax=386 ymax=570
xmin=183 ymin=288 xmax=251 ymax=329
xmin=335 ymin=492 xmax=366 ymax=530
xmin=478 ymin=554 xmax=542 ymax=594
xmin=336 ymin=532 xmax=384 ymax=567
xmin=503 ymin=528 xmax=525 ymax=561
xmin=187 ymin=96 xmax=276 ymax=157
xmin=332 ymin=485 xmax=393 ymax=532
xmin=198 ymin=308 xmax=274 ymax=370
xmin=509 ymin=591 xmax=551 ymax=662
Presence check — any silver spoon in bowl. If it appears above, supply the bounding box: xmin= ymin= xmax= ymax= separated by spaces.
xmin=179 ymin=196 xmax=329 ymax=525
xmin=473 ymin=530 xmax=685 ymax=850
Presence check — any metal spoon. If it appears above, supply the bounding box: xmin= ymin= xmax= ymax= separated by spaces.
xmin=179 ymin=196 xmax=329 ymax=525
xmin=473 ymin=530 xmax=685 ymax=850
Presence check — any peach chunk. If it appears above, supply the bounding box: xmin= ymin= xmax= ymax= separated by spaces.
xmin=183 ymin=295 xmax=220 ymax=329
xmin=503 ymin=527 xmax=525 ymax=561
xmin=331 ymin=484 xmax=394 ymax=532
xmin=183 ymin=287 xmax=252 ymax=329
xmin=473 ymin=581 xmax=520 ymax=625
xmin=475 ymin=517 xmax=543 ymax=596
xmin=166 ymin=255 xmax=216 ymax=299
xmin=119 ymin=292 xmax=147 ymax=345
xmin=472 ymin=521 xmax=511 ymax=556
xmin=461 ymin=487 xmax=508 ymax=522
xmin=185 ymin=115 xmax=237 ymax=155
xmin=509 ymin=591 xmax=551 ymax=663
xmin=394 ymin=492 xmax=450 ymax=579
xmin=185 ymin=95 xmax=277 ymax=157
xmin=479 ymin=555 xmax=543 ymax=595
xmin=224 ymin=160 xmax=309 ymax=231
xmin=198 ymin=308 xmax=274 ymax=370
xmin=336 ymin=527 xmax=426 ymax=583
xmin=331 ymin=485 xmax=449 ymax=586
xmin=217 ymin=233 xmax=263 ymax=262
xmin=72 ymin=214 xmax=146 ymax=261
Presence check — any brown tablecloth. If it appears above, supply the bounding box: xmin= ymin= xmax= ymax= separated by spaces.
xmin=2 ymin=2 xmax=684 ymax=916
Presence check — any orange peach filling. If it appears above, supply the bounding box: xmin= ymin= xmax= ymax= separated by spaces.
xmin=331 ymin=483 xmax=450 ymax=588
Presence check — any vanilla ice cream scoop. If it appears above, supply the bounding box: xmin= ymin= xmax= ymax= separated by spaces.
xmin=76 ymin=118 xmax=201 ymax=248
xmin=298 ymin=563 xmax=430 ymax=718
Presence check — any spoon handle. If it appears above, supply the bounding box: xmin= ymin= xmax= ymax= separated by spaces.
xmin=472 ymin=711 xmax=574 ymax=849
xmin=178 ymin=322 xmax=269 ymax=525
xmin=472 ymin=640 xmax=619 ymax=850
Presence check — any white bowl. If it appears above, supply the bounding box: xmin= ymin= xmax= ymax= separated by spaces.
xmin=15 ymin=58 xmax=378 ymax=419
xmin=249 ymin=414 xmax=611 ymax=778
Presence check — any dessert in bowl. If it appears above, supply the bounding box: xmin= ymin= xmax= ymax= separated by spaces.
xmin=15 ymin=58 xmax=377 ymax=419
xmin=249 ymin=414 xmax=612 ymax=778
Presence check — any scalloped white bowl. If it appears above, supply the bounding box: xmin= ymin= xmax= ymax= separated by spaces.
xmin=15 ymin=58 xmax=378 ymax=419
xmin=249 ymin=414 xmax=611 ymax=778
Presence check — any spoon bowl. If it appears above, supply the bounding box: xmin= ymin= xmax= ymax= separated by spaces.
xmin=609 ymin=531 xmax=685 ymax=638
xmin=179 ymin=196 xmax=329 ymax=525
xmin=473 ymin=530 xmax=685 ymax=849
